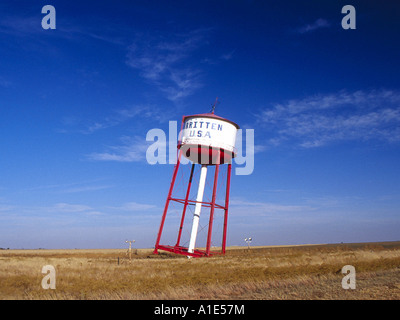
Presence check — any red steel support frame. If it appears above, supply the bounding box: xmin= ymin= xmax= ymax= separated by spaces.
xmin=153 ymin=159 xmax=233 ymax=258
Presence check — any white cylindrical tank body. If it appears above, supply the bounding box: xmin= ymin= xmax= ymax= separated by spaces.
xmin=179 ymin=113 xmax=239 ymax=165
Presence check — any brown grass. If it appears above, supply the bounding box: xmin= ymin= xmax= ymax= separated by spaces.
xmin=1 ymin=242 xmax=399 ymax=300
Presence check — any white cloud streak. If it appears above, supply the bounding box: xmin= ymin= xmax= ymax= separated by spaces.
xmin=79 ymin=105 xmax=162 ymax=134
xmin=51 ymin=203 xmax=94 ymax=213
xmin=62 ymin=185 xmax=113 ymax=193
xmin=258 ymin=89 xmax=400 ymax=148
xmin=229 ymin=198 xmax=315 ymax=217
xmin=59 ymin=104 xmax=165 ymax=136
xmin=108 ymin=202 xmax=157 ymax=212
xmin=0 ymin=200 xmax=158 ymax=224
xmin=0 ymin=14 xmax=126 ymax=46
xmin=13 ymin=202 xmax=104 ymax=216
xmin=0 ymin=76 xmax=12 ymax=88
xmin=22 ymin=179 xmax=113 ymax=195
xmin=87 ymin=135 xmax=150 ymax=162
xmin=296 ymin=18 xmax=331 ymax=34
xmin=0 ymin=16 xmax=41 ymax=36
xmin=126 ymin=29 xmax=208 ymax=101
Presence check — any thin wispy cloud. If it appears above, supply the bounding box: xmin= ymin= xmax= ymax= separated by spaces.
xmin=83 ymin=105 xmax=161 ymax=134
xmin=23 ymin=179 xmax=113 ymax=195
xmin=126 ymin=29 xmax=209 ymax=101
xmin=108 ymin=202 xmax=157 ymax=212
xmin=0 ymin=14 xmax=126 ymax=45
xmin=220 ymin=50 xmax=236 ymax=61
xmin=0 ymin=205 xmax=14 ymax=213
xmin=50 ymin=203 xmax=95 ymax=213
xmin=87 ymin=135 xmax=150 ymax=162
xmin=0 ymin=76 xmax=12 ymax=88
xmin=230 ymin=198 xmax=314 ymax=217
xmin=296 ymin=18 xmax=331 ymax=34
xmin=8 ymin=202 xmax=104 ymax=217
xmin=0 ymin=16 xmax=41 ymax=36
xmin=62 ymin=185 xmax=113 ymax=194
xmin=61 ymin=105 xmax=163 ymax=135
xmin=0 ymin=200 xmax=156 ymax=222
xmin=258 ymin=89 xmax=400 ymax=148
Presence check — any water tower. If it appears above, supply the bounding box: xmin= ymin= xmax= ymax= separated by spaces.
xmin=153 ymin=103 xmax=239 ymax=258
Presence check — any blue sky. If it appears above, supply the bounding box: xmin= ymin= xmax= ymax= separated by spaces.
xmin=0 ymin=1 xmax=399 ymax=249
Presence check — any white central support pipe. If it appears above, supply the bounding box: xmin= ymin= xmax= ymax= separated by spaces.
xmin=188 ymin=164 xmax=208 ymax=255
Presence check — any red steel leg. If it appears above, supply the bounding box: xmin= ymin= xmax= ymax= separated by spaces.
xmin=175 ymin=163 xmax=195 ymax=247
xmin=153 ymin=149 xmax=182 ymax=254
xmin=206 ymin=151 xmax=220 ymax=256
xmin=222 ymin=163 xmax=232 ymax=254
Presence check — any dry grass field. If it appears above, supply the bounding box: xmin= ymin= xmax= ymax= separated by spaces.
xmin=0 ymin=241 xmax=399 ymax=300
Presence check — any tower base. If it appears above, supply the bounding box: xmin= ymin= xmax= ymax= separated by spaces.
xmin=154 ymin=244 xmax=224 ymax=258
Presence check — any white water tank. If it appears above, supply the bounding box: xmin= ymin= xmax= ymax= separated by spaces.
xmin=178 ymin=113 xmax=239 ymax=165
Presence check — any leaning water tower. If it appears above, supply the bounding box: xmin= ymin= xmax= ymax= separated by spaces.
xmin=153 ymin=101 xmax=239 ymax=257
